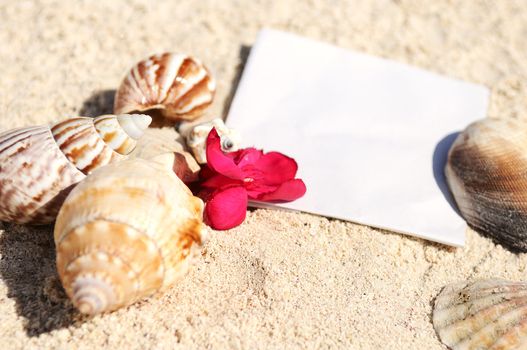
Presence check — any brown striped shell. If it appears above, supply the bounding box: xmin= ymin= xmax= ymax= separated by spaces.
xmin=114 ymin=53 xmax=216 ymax=122
xmin=445 ymin=118 xmax=527 ymax=252
xmin=433 ymin=279 xmax=527 ymax=349
xmin=54 ymin=154 xmax=206 ymax=315
xmin=0 ymin=114 xmax=151 ymax=224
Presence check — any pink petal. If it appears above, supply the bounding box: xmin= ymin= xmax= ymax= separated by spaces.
xmin=204 ymin=186 xmax=248 ymax=230
xmin=254 ymin=152 xmax=298 ymax=185
xmin=232 ymin=148 xmax=263 ymax=167
xmin=201 ymin=173 xmax=242 ymax=189
xmin=255 ymin=179 xmax=307 ymax=202
xmin=206 ymin=128 xmax=244 ymax=180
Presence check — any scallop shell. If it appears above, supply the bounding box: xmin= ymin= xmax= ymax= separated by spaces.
xmin=185 ymin=118 xmax=242 ymax=164
xmin=445 ymin=118 xmax=527 ymax=252
xmin=114 ymin=53 xmax=216 ymax=122
xmin=129 ymin=128 xmax=200 ymax=183
xmin=0 ymin=114 xmax=151 ymax=224
xmin=54 ymin=154 xmax=206 ymax=315
xmin=433 ymin=279 xmax=527 ymax=349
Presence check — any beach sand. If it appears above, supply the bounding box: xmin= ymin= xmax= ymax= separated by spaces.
xmin=1 ymin=1 xmax=527 ymax=348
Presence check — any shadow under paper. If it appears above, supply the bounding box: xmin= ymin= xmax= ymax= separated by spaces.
xmin=432 ymin=132 xmax=462 ymax=218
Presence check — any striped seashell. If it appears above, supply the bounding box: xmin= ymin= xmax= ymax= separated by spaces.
xmin=114 ymin=52 xmax=216 ymax=122
xmin=446 ymin=118 xmax=527 ymax=252
xmin=54 ymin=154 xmax=206 ymax=315
xmin=0 ymin=114 xmax=151 ymax=224
xmin=433 ymin=279 xmax=527 ymax=350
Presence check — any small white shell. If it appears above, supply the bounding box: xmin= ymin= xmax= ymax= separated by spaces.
xmin=185 ymin=118 xmax=242 ymax=164
xmin=114 ymin=53 xmax=216 ymax=122
xmin=0 ymin=114 xmax=151 ymax=224
xmin=433 ymin=279 xmax=527 ymax=350
xmin=54 ymin=154 xmax=205 ymax=315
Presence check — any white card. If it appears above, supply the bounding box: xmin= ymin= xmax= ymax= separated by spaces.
xmin=226 ymin=29 xmax=489 ymax=247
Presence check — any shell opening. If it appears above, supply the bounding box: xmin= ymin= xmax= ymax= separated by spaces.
xmin=117 ymin=114 xmax=152 ymax=140
xmin=72 ymin=275 xmax=116 ymax=315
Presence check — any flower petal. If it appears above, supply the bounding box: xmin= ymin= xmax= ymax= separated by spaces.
xmin=254 ymin=152 xmax=298 ymax=185
xmin=232 ymin=148 xmax=263 ymax=167
xmin=206 ymin=128 xmax=244 ymax=180
xmin=204 ymin=186 xmax=248 ymax=230
xmin=255 ymin=179 xmax=307 ymax=202
xmin=201 ymin=173 xmax=242 ymax=189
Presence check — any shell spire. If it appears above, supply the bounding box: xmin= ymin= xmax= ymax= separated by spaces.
xmin=114 ymin=53 xmax=216 ymax=122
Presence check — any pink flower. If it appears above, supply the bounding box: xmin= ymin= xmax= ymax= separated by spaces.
xmin=198 ymin=128 xmax=306 ymax=230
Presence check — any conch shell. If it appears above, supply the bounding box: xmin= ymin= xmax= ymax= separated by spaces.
xmin=114 ymin=52 xmax=216 ymax=122
xmin=54 ymin=154 xmax=206 ymax=315
xmin=446 ymin=118 xmax=527 ymax=252
xmin=433 ymin=278 xmax=527 ymax=349
xmin=185 ymin=118 xmax=241 ymax=164
xmin=0 ymin=114 xmax=151 ymax=224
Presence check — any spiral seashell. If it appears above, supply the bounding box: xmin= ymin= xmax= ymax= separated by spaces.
xmin=114 ymin=53 xmax=216 ymax=122
xmin=54 ymin=154 xmax=206 ymax=315
xmin=446 ymin=118 xmax=527 ymax=252
xmin=0 ymin=114 xmax=151 ymax=224
xmin=433 ymin=278 xmax=527 ymax=349
xmin=185 ymin=118 xmax=241 ymax=164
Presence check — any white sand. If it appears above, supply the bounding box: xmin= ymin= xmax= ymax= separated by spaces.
xmin=1 ymin=1 xmax=527 ymax=349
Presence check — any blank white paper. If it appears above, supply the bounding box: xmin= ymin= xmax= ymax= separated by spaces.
xmin=226 ymin=29 xmax=489 ymax=247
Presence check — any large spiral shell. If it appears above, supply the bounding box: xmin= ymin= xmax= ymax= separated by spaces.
xmin=54 ymin=154 xmax=206 ymax=315
xmin=114 ymin=53 xmax=216 ymax=122
xmin=433 ymin=279 xmax=527 ymax=350
xmin=445 ymin=118 xmax=527 ymax=252
xmin=0 ymin=114 xmax=151 ymax=224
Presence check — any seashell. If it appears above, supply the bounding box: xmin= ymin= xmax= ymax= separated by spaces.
xmin=114 ymin=53 xmax=216 ymax=122
xmin=0 ymin=114 xmax=151 ymax=224
xmin=185 ymin=118 xmax=242 ymax=164
xmin=433 ymin=278 xmax=527 ymax=349
xmin=445 ymin=118 xmax=527 ymax=252
xmin=129 ymin=128 xmax=200 ymax=184
xmin=54 ymin=154 xmax=206 ymax=315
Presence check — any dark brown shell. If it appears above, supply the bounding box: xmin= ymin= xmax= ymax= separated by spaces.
xmin=445 ymin=118 xmax=527 ymax=252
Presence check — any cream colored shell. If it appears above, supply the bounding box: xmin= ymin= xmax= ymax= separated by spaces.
xmin=129 ymin=128 xmax=200 ymax=183
xmin=433 ymin=279 xmax=527 ymax=349
xmin=185 ymin=118 xmax=241 ymax=164
xmin=0 ymin=114 xmax=151 ymax=224
xmin=445 ymin=118 xmax=527 ymax=252
xmin=114 ymin=52 xmax=216 ymax=122
xmin=54 ymin=154 xmax=206 ymax=315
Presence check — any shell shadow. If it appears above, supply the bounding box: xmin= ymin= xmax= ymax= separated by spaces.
xmin=0 ymin=223 xmax=81 ymax=336
xmin=221 ymin=45 xmax=252 ymax=118
xmin=79 ymin=89 xmax=116 ymax=117
xmin=432 ymin=132 xmax=462 ymax=218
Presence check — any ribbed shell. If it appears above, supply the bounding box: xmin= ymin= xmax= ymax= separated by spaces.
xmin=445 ymin=118 xmax=527 ymax=252
xmin=433 ymin=279 xmax=527 ymax=350
xmin=114 ymin=53 xmax=216 ymax=121
xmin=54 ymin=155 xmax=205 ymax=315
xmin=0 ymin=114 xmax=151 ymax=224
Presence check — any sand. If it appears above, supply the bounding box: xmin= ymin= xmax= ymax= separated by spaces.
xmin=1 ymin=0 xmax=526 ymax=348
